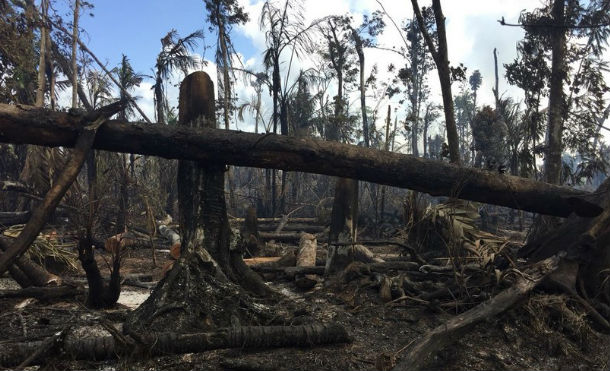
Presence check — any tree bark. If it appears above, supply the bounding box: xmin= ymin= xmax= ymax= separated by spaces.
xmin=544 ymin=0 xmax=567 ymax=185
xmin=70 ymin=0 xmax=79 ymax=108
xmin=125 ymin=72 xmax=273 ymax=334
xmin=411 ymin=0 xmax=460 ymax=164
xmin=0 ymin=103 xmax=603 ymax=218
xmin=35 ymin=0 xmax=48 ymax=107
xmin=0 ymin=324 xmax=349 ymax=368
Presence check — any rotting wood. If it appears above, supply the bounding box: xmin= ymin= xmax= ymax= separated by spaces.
xmin=0 ymin=324 xmax=350 ymax=367
xmin=0 ymin=101 xmax=126 ymax=277
xmin=393 ymin=256 xmax=560 ymax=371
xmin=0 ymin=103 xmax=602 ymax=218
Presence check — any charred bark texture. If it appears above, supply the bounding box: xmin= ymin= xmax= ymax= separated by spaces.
xmin=0 ymin=103 xmax=600 ymax=218
xmin=0 ymin=324 xmax=350 ymax=367
xmin=77 ymin=234 xmax=121 ymax=309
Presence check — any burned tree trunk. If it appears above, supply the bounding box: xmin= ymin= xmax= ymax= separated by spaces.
xmin=125 ymin=72 xmax=274 ymax=334
xmin=242 ymin=206 xmax=261 ymax=257
xmin=0 ymin=103 xmax=600 ymax=218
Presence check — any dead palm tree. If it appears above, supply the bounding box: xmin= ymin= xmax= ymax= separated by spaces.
xmin=153 ymin=29 xmax=202 ymax=124
xmin=111 ymin=55 xmax=144 ymax=233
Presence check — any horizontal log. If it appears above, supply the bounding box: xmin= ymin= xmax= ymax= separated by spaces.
xmin=0 ymin=324 xmax=350 ymax=367
xmin=0 ymin=103 xmax=602 ymax=217
xmin=230 ymin=217 xmax=317 ymax=224
xmin=0 ymin=285 xmax=83 ymax=299
xmin=251 ymin=261 xmax=421 ymax=277
xmin=258 ymin=223 xmax=325 ymax=233
xmin=0 ymin=211 xmax=31 ymax=225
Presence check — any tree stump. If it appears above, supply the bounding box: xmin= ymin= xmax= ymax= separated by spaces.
xmin=125 ymin=72 xmax=274 ymax=333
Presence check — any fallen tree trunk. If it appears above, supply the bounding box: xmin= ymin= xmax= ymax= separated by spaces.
xmin=231 ymin=217 xmax=317 ymax=223
xmin=0 ymin=324 xmax=350 ymax=367
xmin=0 ymin=211 xmax=31 ymax=225
xmin=393 ymin=256 xmax=560 ymax=371
xmin=251 ymin=261 xmax=421 ymax=277
xmin=258 ymin=223 xmax=325 ymax=233
xmin=0 ymin=236 xmax=61 ymax=287
xmin=0 ymin=285 xmax=83 ymax=299
xmin=0 ymin=103 xmax=601 ymax=218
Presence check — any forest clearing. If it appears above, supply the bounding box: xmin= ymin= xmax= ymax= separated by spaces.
xmin=1 ymin=0 xmax=610 ymax=370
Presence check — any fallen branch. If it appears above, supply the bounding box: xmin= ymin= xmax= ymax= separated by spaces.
xmin=393 ymin=256 xmax=560 ymax=371
xmin=251 ymin=261 xmax=421 ymax=278
xmin=0 ymin=101 xmax=125 ymax=277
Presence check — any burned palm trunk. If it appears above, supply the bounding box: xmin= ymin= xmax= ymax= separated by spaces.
xmin=125 ymin=72 xmax=273 ymax=334
xmin=242 ymin=206 xmax=261 ymax=257
xmin=326 ymin=178 xmax=360 ymax=274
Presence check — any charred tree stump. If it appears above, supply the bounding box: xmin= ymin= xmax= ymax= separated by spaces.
xmin=125 ymin=72 xmax=275 ymax=334
xmin=242 ymin=206 xmax=261 ymax=257
xmin=78 ymin=234 xmax=121 ymax=309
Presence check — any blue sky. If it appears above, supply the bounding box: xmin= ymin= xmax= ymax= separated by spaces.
xmin=53 ymin=0 xmax=257 ymax=75
xmin=46 ymin=0 xmax=609 ymax=144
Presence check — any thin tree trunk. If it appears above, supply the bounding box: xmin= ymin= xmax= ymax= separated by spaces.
xmin=493 ymin=47 xmax=499 ymax=109
xmin=71 ymin=0 xmax=79 ymax=108
xmin=352 ymin=28 xmax=369 ymax=147
xmin=35 ymin=0 xmax=48 ymax=107
xmin=544 ymin=0 xmax=567 ymax=185
xmin=411 ymin=0 xmax=460 ymax=164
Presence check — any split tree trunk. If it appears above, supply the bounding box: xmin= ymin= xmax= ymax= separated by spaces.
xmin=0 ymin=103 xmax=603 ymax=218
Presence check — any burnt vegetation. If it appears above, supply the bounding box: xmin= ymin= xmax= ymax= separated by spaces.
xmin=1 ymin=0 xmax=610 ymax=370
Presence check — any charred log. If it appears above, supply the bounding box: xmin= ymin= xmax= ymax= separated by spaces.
xmin=0 ymin=103 xmax=601 ymax=218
